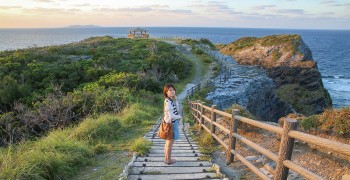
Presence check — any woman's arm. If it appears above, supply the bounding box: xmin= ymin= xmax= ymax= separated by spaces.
xmin=165 ymin=100 xmax=182 ymax=121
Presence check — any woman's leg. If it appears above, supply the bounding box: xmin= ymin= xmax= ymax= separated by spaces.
xmin=164 ymin=140 xmax=169 ymax=163
xmin=169 ymin=140 xmax=175 ymax=162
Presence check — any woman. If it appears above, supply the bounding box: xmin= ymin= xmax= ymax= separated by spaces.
xmin=163 ymin=84 xmax=182 ymax=165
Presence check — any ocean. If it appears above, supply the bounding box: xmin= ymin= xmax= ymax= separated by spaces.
xmin=0 ymin=27 xmax=349 ymax=108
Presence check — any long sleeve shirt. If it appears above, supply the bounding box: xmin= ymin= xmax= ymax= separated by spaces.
xmin=163 ymin=97 xmax=182 ymax=124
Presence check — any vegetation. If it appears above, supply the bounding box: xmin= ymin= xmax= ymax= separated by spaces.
xmin=219 ymin=34 xmax=302 ymax=56
xmin=275 ymin=84 xmax=325 ymax=116
xmin=190 ymin=124 xmax=218 ymax=155
xmin=0 ymin=103 xmax=160 ymax=179
xmin=178 ymin=38 xmax=216 ymax=50
xmin=130 ymin=138 xmax=152 ymax=156
xmin=0 ymin=36 xmax=194 ymax=179
xmin=260 ymin=34 xmax=301 ymax=54
xmin=299 ymin=107 xmax=350 ymax=137
xmin=0 ymin=36 xmax=192 ymax=146
xmin=224 ymin=37 xmax=257 ymax=53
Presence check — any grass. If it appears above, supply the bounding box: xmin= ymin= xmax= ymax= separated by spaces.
xmin=0 ymin=100 xmax=162 ymax=180
xmin=0 ymin=37 xmax=201 ymax=180
xmin=275 ymin=84 xmax=325 ymax=115
xmin=129 ymin=138 xmax=152 ymax=156
xmin=189 ymin=124 xmax=218 ymax=155
xmin=173 ymin=59 xmax=195 ymax=93
xmin=298 ymin=107 xmax=350 ymax=137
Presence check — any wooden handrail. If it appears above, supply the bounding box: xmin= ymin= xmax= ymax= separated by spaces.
xmin=212 ymin=121 xmax=230 ymax=134
xmin=289 ymin=130 xmax=350 ymax=157
xmin=211 ymin=130 xmax=229 ymax=150
xmin=233 ymin=133 xmax=279 ymax=162
xmin=188 ymin=101 xmax=350 ymax=180
xmin=283 ymin=160 xmax=324 ymax=180
xmin=202 ymin=115 xmax=211 ymax=123
xmin=213 ymin=109 xmax=231 ymax=118
xmin=235 ymin=115 xmax=283 ymax=135
xmin=230 ymin=149 xmax=271 ymax=180
xmin=201 ymin=104 xmax=212 ymax=111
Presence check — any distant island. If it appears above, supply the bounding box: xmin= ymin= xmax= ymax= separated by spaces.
xmin=64 ymin=25 xmax=101 ymax=28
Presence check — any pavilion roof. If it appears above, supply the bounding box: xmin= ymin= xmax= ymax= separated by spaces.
xmin=129 ymin=27 xmax=147 ymax=32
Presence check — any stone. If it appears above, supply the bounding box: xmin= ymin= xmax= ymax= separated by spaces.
xmin=245 ymin=156 xmax=258 ymax=161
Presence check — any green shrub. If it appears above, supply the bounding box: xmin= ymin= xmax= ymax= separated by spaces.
xmin=93 ymin=143 xmax=113 ymax=154
xmin=199 ymin=131 xmax=215 ymax=155
xmin=72 ymin=114 xmax=123 ymax=142
xmin=130 ymin=138 xmax=152 ymax=156
xmin=121 ymin=103 xmax=155 ymax=126
xmin=300 ymin=115 xmax=319 ymax=130
xmin=193 ymin=48 xmax=205 ymax=55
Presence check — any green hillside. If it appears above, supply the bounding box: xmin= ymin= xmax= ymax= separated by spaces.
xmin=0 ymin=36 xmax=193 ymax=179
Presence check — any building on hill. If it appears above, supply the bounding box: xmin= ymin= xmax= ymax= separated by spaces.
xmin=128 ymin=27 xmax=149 ymax=39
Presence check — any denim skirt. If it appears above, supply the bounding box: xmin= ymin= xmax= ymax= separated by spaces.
xmin=173 ymin=120 xmax=180 ymax=140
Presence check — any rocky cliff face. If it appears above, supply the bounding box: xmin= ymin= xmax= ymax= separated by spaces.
xmin=218 ymin=34 xmax=332 ymax=116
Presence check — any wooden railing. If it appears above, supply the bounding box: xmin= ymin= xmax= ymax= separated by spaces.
xmin=188 ymin=101 xmax=350 ymax=180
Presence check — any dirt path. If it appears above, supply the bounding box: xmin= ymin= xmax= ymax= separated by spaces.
xmin=164 ymin=40 xmax=211 ymax=105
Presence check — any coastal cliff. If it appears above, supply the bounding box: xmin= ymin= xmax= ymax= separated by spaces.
xmin=217 ymin=34 xmax=332 ymax=116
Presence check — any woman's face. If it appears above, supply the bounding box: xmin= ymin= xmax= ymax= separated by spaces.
xmin=167 ymin=87 xmax=176 ymax=98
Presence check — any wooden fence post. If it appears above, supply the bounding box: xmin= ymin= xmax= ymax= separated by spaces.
xmin=210 ymin=105 xmax=217 ymax=134
xmin=190 ymin=102 xmax=194 ymax=122
xmin=199 ymin=101 xmax=204 ymax=132
xmin=196 ymin=100 xmax=200 ymax=124
xmin=274 ymin=118 xmax=298 ymax=180
xmin=226 ymin=109 xmax=239 ymax=165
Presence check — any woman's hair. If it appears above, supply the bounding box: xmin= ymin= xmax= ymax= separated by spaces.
xmin=163 ymin=84 xmax=176 ymax=98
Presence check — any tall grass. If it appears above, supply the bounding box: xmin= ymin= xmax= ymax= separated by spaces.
xmin=72 ymin=114 xmax=123 ymax=142
xmin=130 ymin=138 xmax=152 ymax=156
xmin=0 ymin=129 xmax=93 ymax=179
xmin=0 ymin=100 xmax=161 ymax=179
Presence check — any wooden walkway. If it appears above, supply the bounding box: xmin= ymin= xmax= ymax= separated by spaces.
xmin=125 ymin=119 xmax=223 ymax=180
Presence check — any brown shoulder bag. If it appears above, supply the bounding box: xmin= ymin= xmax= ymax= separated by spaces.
xmin=157 ymin=120 xmax=173 ymax=140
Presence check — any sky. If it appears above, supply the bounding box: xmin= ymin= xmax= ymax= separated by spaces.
xmin=0 ymin=0 xmax=350 ymax=29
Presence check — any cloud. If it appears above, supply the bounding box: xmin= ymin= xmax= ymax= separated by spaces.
xmin=92 ymin=5 xmax=192 ymax=16
xmin=277 ymin=9 xmax=305 ymax=14
xmin=321 ymin=1 xmax=350 ymax=7
xmin=93 ymin=7 xmax=152 ymax=13
xmin=73 ymin=3 xmax=91 ymax=7
xmin=321 ymin=0 xmax=337 ymax=4
xmin=22 ymin=7 xmax=81 ymax=15
xmin=190 ymin=1 xmax=241 ymax=15
xmin=0 ymin=6 xmax=22 ymax=9
xmin=252 ymin=5 xmax=277 ymax=10
xmin=33 ymin=0 xmax=54 ymax=2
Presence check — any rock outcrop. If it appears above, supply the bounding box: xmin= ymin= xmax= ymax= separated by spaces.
xmin=218 ymin=34 xmax=332 ymax=116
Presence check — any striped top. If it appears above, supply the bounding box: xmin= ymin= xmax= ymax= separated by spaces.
xmin=163 ymin=97 xmax=182 ymax=123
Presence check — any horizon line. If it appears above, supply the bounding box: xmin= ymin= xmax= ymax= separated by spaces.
xmin=1 ymin=26 xmax=350 ymax=31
